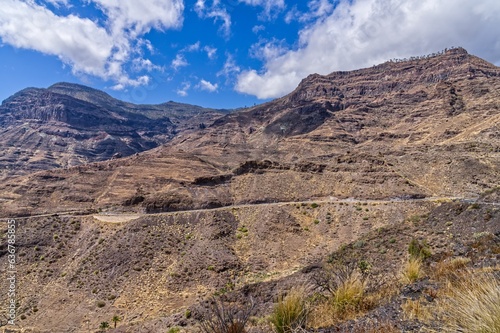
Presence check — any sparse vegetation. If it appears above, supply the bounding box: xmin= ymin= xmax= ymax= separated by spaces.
xmin=270 ymin=287 xmax=308 ymax=333
xmin=401 ymin=297 xmax=432 ymax=321
xmin=99 ymin=321 xmax=110 ymax=332
xmin=167 ymin=328 xmax=181 ymax=333
xmin=408 ymin=238 xmax=431 ymax=259
xmin=401 ymin=257 xmax=423 ymax=283
xmin=437 ymin=271 xmax=500 ymax=333
xmin=308 ymin=263 xmax=385 ymax=328
xmin=199 ymin=297 xmax=255 ymax=333
xmin=112 ymin=315 xmax=121 ymax=328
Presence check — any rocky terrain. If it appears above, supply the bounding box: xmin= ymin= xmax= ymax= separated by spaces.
xmin=0 ymin=82 xmax=228 ymax=179
xmin=0 ymin=48 xmax=498 ymax=332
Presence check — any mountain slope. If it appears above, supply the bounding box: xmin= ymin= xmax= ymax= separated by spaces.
xmin=0 ymin=48 xmax=498 ymax=333
xmin=0 ymin=83 xmax=228 ymax=178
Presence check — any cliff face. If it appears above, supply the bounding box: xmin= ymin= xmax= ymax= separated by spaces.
xmin=0 ymin=83 xmax=228 ymax=178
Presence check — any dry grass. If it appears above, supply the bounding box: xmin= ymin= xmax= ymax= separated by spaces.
xmin=434 ymin=256 xmax=471 ymax=280
xmin=332 ymin=271 xmax=366 ymax=313
xmin=401 ymin=297 xmax=432 ymax=321
xmin=437 ymin=270 xmax=500 ymax=333
xmin=270 ymin=287 xmax=308 ymax=333
xmin=401 ymin=257 xmax=423 ymax=284
xmin=308 ymin=269 xmax=386 ymax=328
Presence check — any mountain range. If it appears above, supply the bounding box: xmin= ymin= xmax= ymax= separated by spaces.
xmin=0 ymin=47 xmax=498 ymax=333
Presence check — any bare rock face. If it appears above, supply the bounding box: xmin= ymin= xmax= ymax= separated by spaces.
xmin=0 ymin=83 xmax=228 ymax=178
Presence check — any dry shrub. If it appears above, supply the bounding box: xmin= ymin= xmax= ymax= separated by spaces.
xmin=199 ymin=297 xmax=255 ymax=333
xmin=437 ymin=270 xmax=500 ymax=333
xmin=270 ymin=287 xmax=308 ymax=333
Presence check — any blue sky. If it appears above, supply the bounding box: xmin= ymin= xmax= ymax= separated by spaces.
xmin=1 ymin=0 xmax=500 ymax=109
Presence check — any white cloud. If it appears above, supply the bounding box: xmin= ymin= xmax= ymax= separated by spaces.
xmin=171 ymin=54 xmax=188 ymax=70
xmin=0 ymin=0 xmax=113 ymax=77
xmin=91 ymin=0 xmax=184 ymax=37
xmin=286 ymin=0 xmax=335 ymax=23
xmin=184 ymin=41 xmax=201 ymax=52
xmin=204 ymin=46 xmax=217 ymax=59
xmin=0 ymin=0 xmax=184 ymax=90
xmin=237 ymin=0 xmax=500 ymax=99
xmin=252 ymin=25 xmax=265 ymax=34
xmin=132 ymin=58 xmax=163 ymax=72
xmin=217 ymin=54 xmax=240 ymax=78
xmin=250 ymin=38 xmax=288 ymax=61
xmin=176 ymin=81 xmax=191 ymax=96
xmin=43 ymin=0 xmax=70 ymax=8
xmin=198 ymin=79 xmax=218 ymax=92
xmin=239 ymin=0 xmax=285 ymax=18
xmin=194 ymin=0 xmax=231 ymax=37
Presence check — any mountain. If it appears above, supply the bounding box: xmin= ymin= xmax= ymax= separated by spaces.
xmin=0 ymin=82 xmax=229 ymax=178
xmin=0 ymin=48 xmax=498 ymax=333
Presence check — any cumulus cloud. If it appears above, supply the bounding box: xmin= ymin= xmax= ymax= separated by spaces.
xmin=132 ymin=58 xmax=164 ymax=72
xmin=237 ymin=0 xmax=500 ymax=99
xmin=198 ymin=79 xmax=218 ymax=92
xmin=184 ymin=41 xmax=201 ymax=52
xmin=0 ymin=0 xmax=184 ymax=89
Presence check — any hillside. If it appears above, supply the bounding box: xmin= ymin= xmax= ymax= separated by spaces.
xmin=0 ymin=48 xmax=498 ymax=333
xmin=0 ymin=83 xmax=228 ymax=179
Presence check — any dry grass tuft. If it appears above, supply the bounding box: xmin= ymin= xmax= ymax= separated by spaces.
xmin=331 ymin=271 xmax=366 ymax=314
xmin=401 ymin=257 xmax=423 ymax=284
xmin=270 ymin=287 xmax=308 ymax=333
xmin=308 ymin=266 xmax=392 ymax=328
xmin=437 ymin=271 xmax=500 ymax=333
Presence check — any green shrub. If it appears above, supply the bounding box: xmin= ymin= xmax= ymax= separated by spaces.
xmin=408 ymin=238 xmax=431 ymax=259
